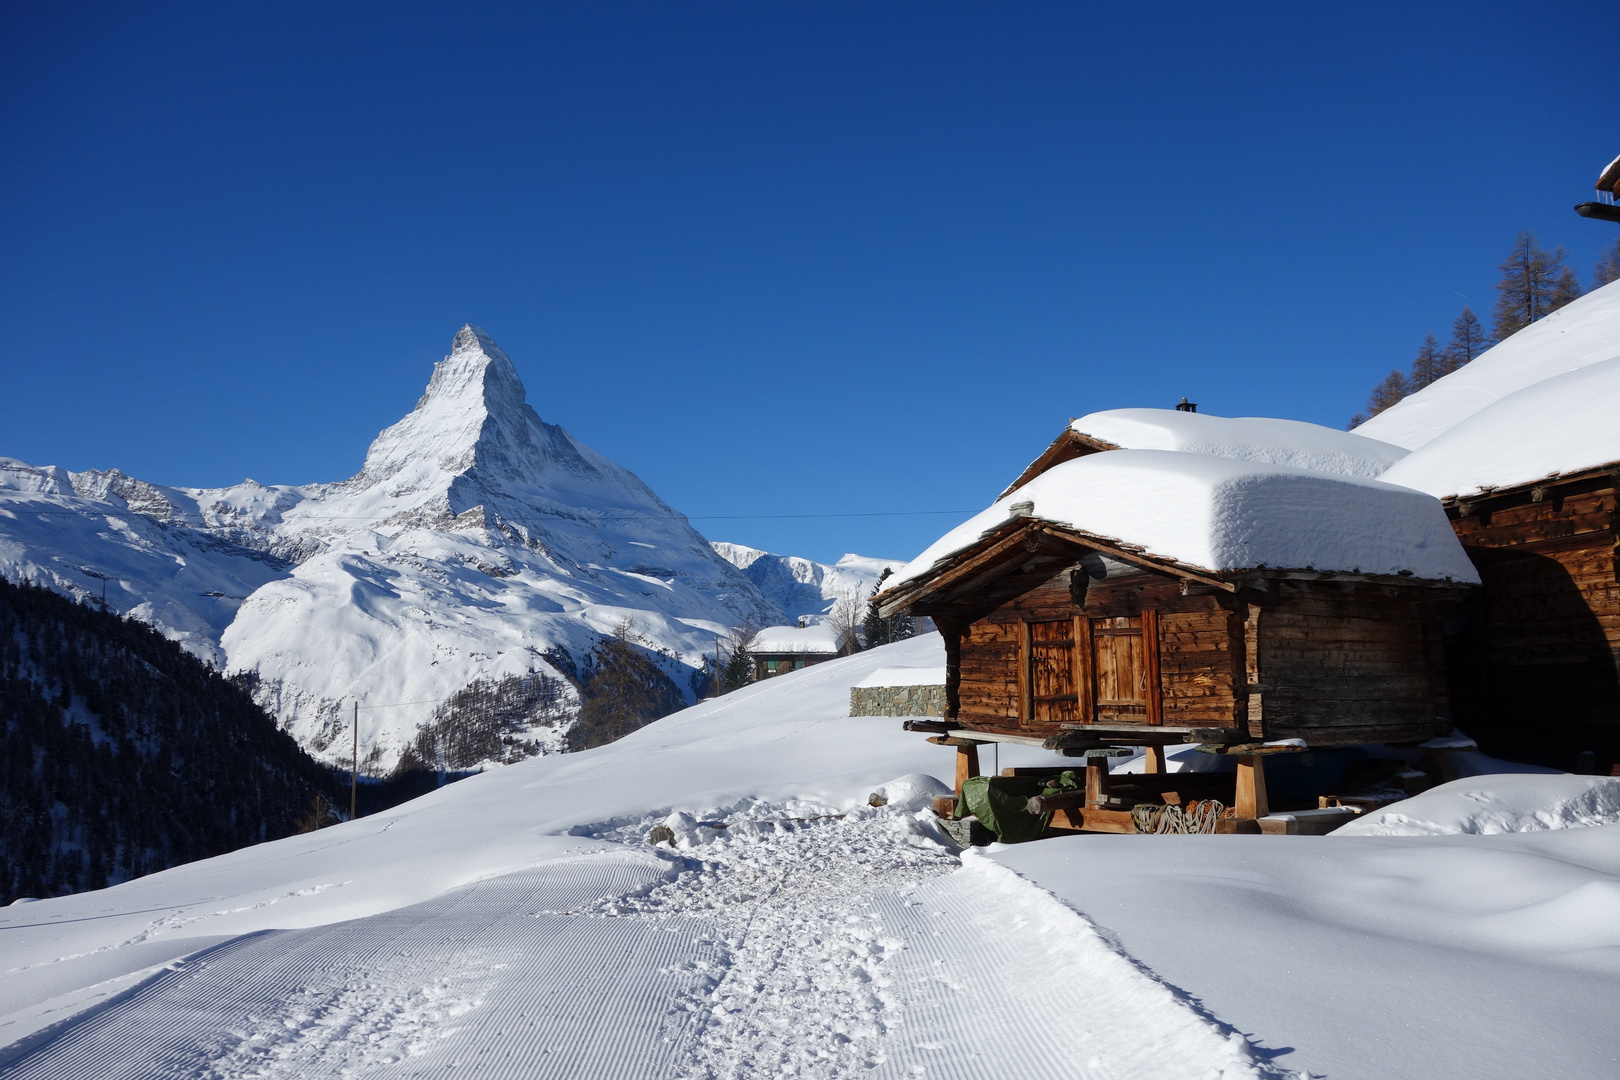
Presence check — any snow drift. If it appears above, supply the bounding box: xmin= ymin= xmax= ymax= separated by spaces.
xmin=1355 ymin=278 xmax=1620 ymax=451
xmin=1335 ymin=774 xmax=1620 ymax=836
xmin=1068 ymin=408 xmax=1410 ymax=478
xmin=1377 ymin=353 xmax=1620 ymax=498
xmin=888 ymin=449 xmax=1479 ymax=591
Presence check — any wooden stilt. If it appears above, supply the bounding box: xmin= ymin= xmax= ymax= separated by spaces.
xmin=1085 ymin=756 xmax=1111 ymax=809
xmin=1234 ymin=753 xmax=1268 ymax=820
xmin=1143 ymin=744 xmax=1167 ymax=775
xmin=954 ymin=744 xmax=981 ymax=797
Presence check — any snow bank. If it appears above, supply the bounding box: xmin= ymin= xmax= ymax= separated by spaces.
xmin=1070 ymin=409 xmax=1409 ymax=478
xmin=1355 ymin=278 xmax=1620 ymax=450
xmin=1335 ymin=774 xmax=1620 ymax=836
xmin=890 ymin=449 xmax=1478 ymax=589
xmin=994 ymin=825 xmax=1620 ymax=1080
xmin=852 ymin=665 xmax=946 ymax=688
xmin=1376 ymin=355 xmax=1620 ymax=497
xmin=748 ymin=623 xmax=840 ymax=653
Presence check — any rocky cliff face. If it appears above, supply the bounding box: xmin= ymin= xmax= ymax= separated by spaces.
xmin=0 ymin=326 xmax=784 ymax=769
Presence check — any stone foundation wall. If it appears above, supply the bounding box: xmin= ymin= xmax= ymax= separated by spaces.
xmin=849 ymin=685 xmax=947 ymax=717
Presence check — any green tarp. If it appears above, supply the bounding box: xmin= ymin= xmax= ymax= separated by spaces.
xmin=958 ymin=770 xmax=1082 ymax=844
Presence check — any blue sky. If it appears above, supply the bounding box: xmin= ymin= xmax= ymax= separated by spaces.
xmin=2 ymin=2 xmax=1614 ymax=564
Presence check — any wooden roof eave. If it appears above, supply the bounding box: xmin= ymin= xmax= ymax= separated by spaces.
xmin=1439 ymin=460 xmax=1620 ymax=512
xmin=996 ymin=428 xmax=1120 ymax=500
xmin=1597 ymin=152 xmax=1620 ymax=194
xmin=875 ymin=519 xmax=1239 ymax=617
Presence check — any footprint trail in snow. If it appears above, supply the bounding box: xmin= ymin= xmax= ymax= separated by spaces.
xmin=3 ymin=786 xmax=1293 ymax=1079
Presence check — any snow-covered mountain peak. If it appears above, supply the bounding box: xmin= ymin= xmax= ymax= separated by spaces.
xmin=416 ymin=323 xmax=527 ymax=415
xmin=339 ymin=324 xmax=627 ymax=528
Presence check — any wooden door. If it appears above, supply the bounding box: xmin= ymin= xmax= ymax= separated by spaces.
xmin=1090 ymin=612 xmax=1161 ymax=724
xmin=1027 ymin=619 xmax=1078 ymax=727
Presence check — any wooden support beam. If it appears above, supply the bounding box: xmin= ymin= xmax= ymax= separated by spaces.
xmin=1243 ymin=602 xmax=1264 ymax=738
xmin=1234 ymin=753 xmax=1269 ymax=820
xmin=1017 ymin=619 xmax=1033 ymax=728
xmin=1085 ymin=755 xmax=1112 ymax=809
xmin=1143 ymin=744 xmax=1167 ymax=774
xmin=954 ymin=743 xmax=981 ymax=797
xmin=1143 ymin=607 xmax=1163 ymax=726
xmin=1049 ymin=807 xmax=1137 ymax=833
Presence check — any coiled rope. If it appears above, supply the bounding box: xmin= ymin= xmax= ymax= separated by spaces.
xmin=1130 ymin=799 xmax=1232 ymax=835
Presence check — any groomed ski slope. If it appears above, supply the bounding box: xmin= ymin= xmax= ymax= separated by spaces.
xmin=3 ymin=635 xmax=1617 ymax=1079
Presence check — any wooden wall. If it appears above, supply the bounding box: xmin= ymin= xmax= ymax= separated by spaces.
xmin=1256 ymin=581 xmax=1451 ymax=745
xmin=1445 ymin=476 xmax=1619 ymax=766
xmin=952 ymin=555 xmax=1242 ymax=736
xmin=941 ymin=554 xmax=1453 ymax=746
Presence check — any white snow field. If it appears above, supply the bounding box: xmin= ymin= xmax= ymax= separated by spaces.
xmin=4 ymin=635 xmax=1616 ymax=1079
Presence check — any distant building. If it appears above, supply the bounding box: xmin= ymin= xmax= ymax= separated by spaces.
xmin=748 ymin=624 xmax=840 ymax=680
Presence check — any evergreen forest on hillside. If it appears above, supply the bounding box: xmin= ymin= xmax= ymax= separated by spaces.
xmin=1350 ymin=233 xmax=1620 ymax=427
xmin=0 ymin=577 xmax=340 ymax=904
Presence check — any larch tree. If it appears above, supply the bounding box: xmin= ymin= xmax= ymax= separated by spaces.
xmin=1443 ymin=305 xmax=1489 ymax=373
xmin=1408 ymin=333 xmax=1447 ymax=391
xmin=1594 ymin=237 xmax=1620 ymax=289
xmin=1491 ymin=231 xmax=1581 ymax=340
xmin=1349 ymin=368 xmax=1412 ymax=428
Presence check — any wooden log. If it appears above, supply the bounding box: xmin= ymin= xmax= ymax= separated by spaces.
xmin=1143 ymin=744 xmax=1167 ymax=774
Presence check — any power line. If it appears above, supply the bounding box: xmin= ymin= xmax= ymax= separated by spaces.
xmin=2 ymin=505 xmax=975 ymax=522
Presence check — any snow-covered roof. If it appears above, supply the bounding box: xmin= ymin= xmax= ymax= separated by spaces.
xmin=852 ymin=665 xmax=946 ymax=689
xmin=889 ymin=450 xmax=1479 ymax=591
xmin=1377 ymin=356 xmax=1620 ymax=498
xmin=748 ymin=623 xmax=841 ymax=654
xmin=1354 ymin=280 xmax=1620 ymax=451
xmin=1068 ymin=409 xmax=1409 ymax=478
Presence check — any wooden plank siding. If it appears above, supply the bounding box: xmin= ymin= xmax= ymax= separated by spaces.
xmin=1441 ymin=473 xmax=1620 ymax=767
xmin=935 ymin=554 xmax=1458 ymax=747
xmin=951 ymin=562 xmax=1244 ymax=735
xmin=1256 ymin=582 xmax=1451 ymax=745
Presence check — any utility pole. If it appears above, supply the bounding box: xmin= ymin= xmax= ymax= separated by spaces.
xmin=350 ymin=700 xmax=359 ymax=821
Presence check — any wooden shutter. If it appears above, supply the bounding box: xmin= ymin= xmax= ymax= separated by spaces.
xmin=1091 ymin=614 xmax=1156 ymax=722
xmin=1027 ymin=619 xmax=1078 ymax=727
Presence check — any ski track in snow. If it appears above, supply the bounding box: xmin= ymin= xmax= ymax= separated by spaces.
xmin=4 ymin=806 xmax=1291 ymax=1080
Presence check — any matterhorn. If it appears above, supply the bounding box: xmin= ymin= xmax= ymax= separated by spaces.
xmin=0 ymin=326 xmax=784 ymax=769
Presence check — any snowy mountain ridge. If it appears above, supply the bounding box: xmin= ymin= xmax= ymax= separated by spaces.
xmin=709 ymin=542 xmax=905 ymax=625
xmin=0 ymin=326 xmax=793 ymax=769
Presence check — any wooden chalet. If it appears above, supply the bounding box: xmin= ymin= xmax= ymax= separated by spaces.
xmin=1439 ymin=465 xmax=1619 ymax=771
xmin=1367 ymin=330 xmax=1620 ymax=774
xmin=748 ymin=624 xmax=841 ymax=680
xmin=877 ymin=441 xmax=1477 ymax=835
